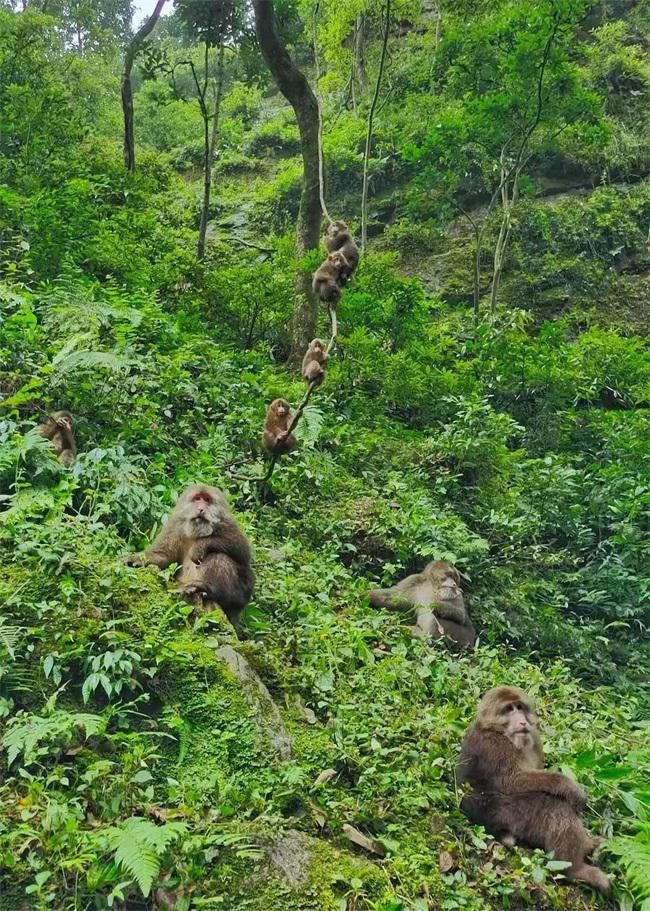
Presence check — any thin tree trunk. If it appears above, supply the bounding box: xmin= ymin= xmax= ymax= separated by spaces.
xmin=354 ymin=14 xmax=368 ymax=96
xmin=253 ymin=0 xmax=322 ymax=361
xmin=198 ymin=41 xmax=225 ymax=260
xmin=361 ymin=0 xmax=391 ymax=252
xmin=121 ymin=0 xmax=167 ymax=172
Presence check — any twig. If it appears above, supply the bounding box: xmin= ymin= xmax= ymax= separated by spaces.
xmin=361 ymin=0 xmax=391 ymax=251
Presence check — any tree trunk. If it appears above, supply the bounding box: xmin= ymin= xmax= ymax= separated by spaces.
xmin=197 ymin=41 xmax=225 ymax=260
xmin=121 ymin=0 xmax=167 ymax=172
xmin=361 ymin=0 xmax=391 ymax=252
xmin=252 ymin=0 xmax=322 ymax=360
xmin=354 ymin=14 xmax=368 ymax=96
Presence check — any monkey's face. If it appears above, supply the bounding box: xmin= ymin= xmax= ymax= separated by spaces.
xmin=55 ymin=412 xmax=73 ymax=431
xmin=328 ymin=221 xmax=347 ymax=241
xmin=484 ymin=688 xmax=536 ymax=751
xmin=276 ymin=404 xmax=288 ymax=418
xmin=329 ymin=252 xmax=347 ymax=269
xmin=429 ymin=563 xmax=462 ymax=601
xmin=180 ymin=487 xmax=227 ymax=537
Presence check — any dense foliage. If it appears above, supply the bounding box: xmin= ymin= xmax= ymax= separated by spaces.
xmin=0 ymin=0 xmax=648 ymax=909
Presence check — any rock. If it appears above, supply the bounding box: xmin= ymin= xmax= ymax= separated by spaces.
xmin=267 ymin=830 xmax=313 ymax=887
xmin=215 ymin=645 xmax=293 ymax=762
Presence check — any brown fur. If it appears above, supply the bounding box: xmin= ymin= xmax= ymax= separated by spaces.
xmin=312 ymin=251 xmax=348 ymax=303
xmin=262 ymin=399 xmax=297 ymax=455
xmin=324 ymin=220 xmax=359 ymax=284
xmin=125 ymin=484 xmax=254 ymax=635
xmin=457 ymin=687 xmax=610 ymax=895
xmin=301 ymin=338 xmax=329 ymax=386
xmin=38 ymin=410 xmax=77 ymax=466
xmin=365 ymin=560 xmax=477 ymax=647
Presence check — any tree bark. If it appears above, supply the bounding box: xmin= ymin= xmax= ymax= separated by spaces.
xmin=252 ymin=0 xmax=322 ymax=360
xmin=121 ymin=0 xmax=167 ymax=172
xmin=361 ymin=0 xmax=391 ymax=252
xmin=197 ymin=41 xmax=225 ymax=260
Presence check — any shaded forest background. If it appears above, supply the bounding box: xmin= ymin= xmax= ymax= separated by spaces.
xmin=0 ymin=0 xmax=649 ymax=909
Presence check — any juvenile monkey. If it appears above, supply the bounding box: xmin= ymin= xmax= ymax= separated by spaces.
xmin=457 ymin=686 xmax=610 ymax=895
xmin=301 ymin=338 xmax=329 ymax=386
xmin=37 ymin=410 xmax=77 ymax=466
xmin=125 ymin=484 xmax=254 ymax=634
xmin=365 ymin=560 xmax=476 ymax=647
xmin=312 ymin=251 xmax=348 ymax=304
xmin=324 ymin=220 xmax=359 ymax=284
xmin=262 ymin=399 xmax=297 ymax=455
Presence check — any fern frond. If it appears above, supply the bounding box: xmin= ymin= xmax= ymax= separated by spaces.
xmin=107 ymin=818 xmax=187 ymax=897
xmin=0 ymin=618 xmax=21 ymax=658
xmin=607 ymin=827 xmax=650 ymax=904
xmin=51 ymin=349 xmax=131 ymax=382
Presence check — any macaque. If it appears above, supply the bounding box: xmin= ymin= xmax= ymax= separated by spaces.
xmin=262 ymin=399 xmax=297 ymax=455
xmin=312 ymin=251 xmax=348 ymax=304
xmin=365 ymin=560 xmax=476 ymax=647
xmin=37 ymin=410 xmax=77 ymax=466
xmin=457 ymin=687 xmax=610 ymax=895
xmin=324 ymin=220 xmax=359 ymax=284
xmin=301 ymin=338 xmax=329 ymax=386
xmin=125 ymin=484 xmax=254 ymax=635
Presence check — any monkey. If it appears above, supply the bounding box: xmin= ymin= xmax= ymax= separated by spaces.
xmin=456 ymin=686 xmax=610 ymax=895
xmin=124 ymin=484 xmax=254 ymax=635
xmin=262 ymin=399 xmax=298 ymax=455
xmin=37 ymin=410 xmax=77 ymax=466
xmin=301 ymin=338 xmax=329 ymax=386
xmin=324 ymin=220 xmax=359 ymax=284
xmin=365 ymin=560 xmax=477 ymax=647
xmin=312 ymin=251 xmax=348 ymax=304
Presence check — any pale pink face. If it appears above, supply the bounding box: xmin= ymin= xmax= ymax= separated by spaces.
xmin=276 ymin=403 xmax=288 ymax=417
xmin=56 ymin=413 xmax=73 ymax=431
xmin=179 ymin=486 xmax=227 ymax=537
xmin=501 ymin=698 xmax=535 ymax=751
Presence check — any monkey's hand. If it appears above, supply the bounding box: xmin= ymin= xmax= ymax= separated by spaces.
xmin=562 ymin=780 xmax=588 ymax=812
xmin=123 ymin=553 xmax=145 ymax=567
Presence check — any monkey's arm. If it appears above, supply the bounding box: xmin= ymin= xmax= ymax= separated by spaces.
xmin=480 ymin=735 xmax=586 ymax=809
xmin=433 ymin=601 xmax=468 ymax=625
xmin=192 ymin=522 xmax=251 ymax=567
xmin=366 ymin=588 xmax=414 ymax=612
xmin=124 ymin=528 xmax=181 ymax=569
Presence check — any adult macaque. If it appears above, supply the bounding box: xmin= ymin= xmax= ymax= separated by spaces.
xmin=37 ymin=410 xmax=77 ymax=466
xmin=262 ymin=399 xmax=297 ymax=455
xmin=301 ymin=338 xmax=329 ymax=386
xmin=365 ymin=560 xmax=476 ymax=647
xmin=457 ymin=686 xmax=610 ymax=895
xmin=125 ymin=484 xmax=254 ymax=634
xmin=312 ymin=251 xmax=348 ymax=304
xmin=324 ymin=220 xmax=359 ymax=284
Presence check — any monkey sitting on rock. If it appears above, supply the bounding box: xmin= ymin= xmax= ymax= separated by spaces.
xmin=301 ymin=338 xmax=329 ymax=386
xmin=457 ymin=686 xmax=610 ymax=895
xmin=365 ymin=560 xmax=477 ymax=647
xmin=125 ymin=484 xmax=254 ymax=635
xmin=37 ymin=410 xmax=77 ymax=466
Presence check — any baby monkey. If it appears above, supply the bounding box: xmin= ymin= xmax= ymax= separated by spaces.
xmin=312 ymin=251 xmax=348 ymax=304
xmin=37 ymin=410 xmax=77 ymax=466
xmin=301 ymin=338 xmax=329 ymax=386
xmin=262 ymin=398 xmax=298 ymax=455
xmin=324 ymin=220 xmax=359 ymax=284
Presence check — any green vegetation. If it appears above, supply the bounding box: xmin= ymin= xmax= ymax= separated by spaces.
xmin=0 ymin=0 xmax=648 ymax=909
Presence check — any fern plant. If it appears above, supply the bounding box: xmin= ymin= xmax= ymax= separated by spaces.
xmin=607 ymin=826 xmax=650 ymax=910
xmin=106 ymin=817 xmax=187 ymax=897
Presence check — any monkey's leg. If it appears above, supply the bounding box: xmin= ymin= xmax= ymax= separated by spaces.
xmin=366 ymin=589 xmax=414 ymax=612
xmin=412 ymin=608 xmax=445 ymax=638
xmin=534 ymin=801 xmax=611 ymax=895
